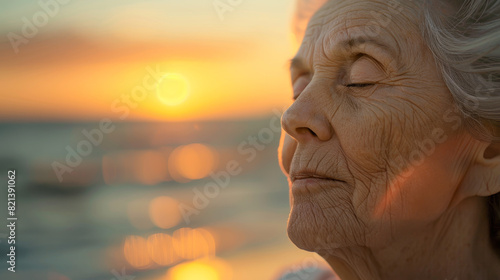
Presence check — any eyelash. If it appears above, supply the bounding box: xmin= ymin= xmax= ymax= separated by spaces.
xmin=345 ymin=83 xmax=374 ymax=88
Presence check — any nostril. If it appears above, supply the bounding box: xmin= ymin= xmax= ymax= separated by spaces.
xmin=296 ymin=127 xmax=317 ymax=137
xmin=308 ymin=128 xmax=317 ymax=137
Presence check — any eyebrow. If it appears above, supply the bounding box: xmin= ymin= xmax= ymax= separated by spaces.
xmin=343 ymin=37 xmax=396 ymax=56
xmin=289 ymin=57 xmax=304 ymax=72
xmin=289 ymin=37 xmax=397 ymax=72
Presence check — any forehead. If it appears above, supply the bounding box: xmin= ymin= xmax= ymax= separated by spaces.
xmin=298 ymin=0 xmax=423 ymax=63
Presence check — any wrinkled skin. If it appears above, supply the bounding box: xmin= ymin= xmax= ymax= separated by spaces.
xmin=278 ymin=0 xmax=500 ymax=279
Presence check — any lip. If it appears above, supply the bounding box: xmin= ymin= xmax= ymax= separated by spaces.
xmin=290 ymin=170 xmax=346 ymax=193
xmin=290 ymin=170 xmax=343 ymax=183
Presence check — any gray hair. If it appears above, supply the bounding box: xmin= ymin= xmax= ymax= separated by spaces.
xmin=422 ymin=0 xmax=500 ymax=142
xmin=422 ymin=0 xmax=500 ymax=255
xmin=292 ymin=0 xmax=500 ymax=255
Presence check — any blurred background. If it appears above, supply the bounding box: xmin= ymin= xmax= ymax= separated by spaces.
xmin=0 ymin=0 xmax=329 ymax=279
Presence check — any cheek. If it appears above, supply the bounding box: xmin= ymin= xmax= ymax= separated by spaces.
xmin=278 ymin=130 xmax=296 ymax=176
xmin=331 ymin=90 xmax=460 ymax=241
xmin=361 ymin=144 xmax=460 ymax=250
xmin=374 ymin=135 xmax=466 ymax=220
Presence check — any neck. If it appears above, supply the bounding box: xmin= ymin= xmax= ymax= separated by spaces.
xmin=320 ymin=197 xmax=500 ymax=280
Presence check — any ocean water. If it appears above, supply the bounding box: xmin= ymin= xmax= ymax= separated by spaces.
xmin=0 ymin=118 xmax=318 ymax=280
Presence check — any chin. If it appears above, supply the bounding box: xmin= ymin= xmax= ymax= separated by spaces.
xmin=287 ymin=198 xmax=351 ymax=254
xmin=287 ymin=179 xmax=365 ymax=252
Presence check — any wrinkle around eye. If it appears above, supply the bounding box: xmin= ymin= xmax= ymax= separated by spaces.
xmin=348 ymin=56 xmax=387 ymax=85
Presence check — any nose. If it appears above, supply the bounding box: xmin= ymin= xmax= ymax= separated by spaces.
xmin=281 ymin=88 xmax=333 ymax=143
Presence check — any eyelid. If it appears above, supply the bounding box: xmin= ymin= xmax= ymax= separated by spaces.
xmin=346 ymin=43 xmax=397 ymax=73
xmin=347 ymin=56 xmax=387 ymax=85
xmin=291 ymin=69 xmax=310 ymax=86
xmin=292 ymin=75 xmax=311 ymax=100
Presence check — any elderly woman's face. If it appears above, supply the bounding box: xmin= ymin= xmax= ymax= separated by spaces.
xmin=279 ymin=0 xmax=479 ymax=251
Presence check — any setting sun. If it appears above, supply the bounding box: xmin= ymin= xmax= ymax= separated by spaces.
xmin=156 ymin=73 xmax=191 ymax=106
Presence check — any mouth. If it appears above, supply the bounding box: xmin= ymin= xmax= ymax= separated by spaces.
xmin=290 ymin=171 xmax=346 ymax=193
xmin=290 ymin=170 xmax=346 ymax=184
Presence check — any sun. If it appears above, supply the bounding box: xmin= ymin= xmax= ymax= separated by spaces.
xmin=156 ymin=73 xmax=191 ymax=106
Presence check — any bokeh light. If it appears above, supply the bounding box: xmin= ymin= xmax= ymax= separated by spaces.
xmin=169 ymin=261 xmax=219 ymax=280
xmin=147 ymin=233 xmax=180 ymax=266
xmin=173 ymin=228 xmax=216 ymax=260
xmin=156 ymin=73 xmax=191 ymax=106
xmin=0 ymin=0 xmax=314 ymax=279
xmin=196 ymin=228 xmax=217 ymax=257
xmin=149 ymin=196 xmax=182 ymax=229
xmin=123 ymin=235 xmax=151 ymax=268
xmin=167 ymin=258 xmax=232 ymax=280
xmin=168 ymin=143 xmax=217 ymax=182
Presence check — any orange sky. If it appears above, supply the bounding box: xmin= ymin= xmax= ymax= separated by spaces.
xmin=0 ymin=0 xmax=299 ymax=121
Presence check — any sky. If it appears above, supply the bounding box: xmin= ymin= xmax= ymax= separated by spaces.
xmin=0 ymin=0 xmax=299 ymax=121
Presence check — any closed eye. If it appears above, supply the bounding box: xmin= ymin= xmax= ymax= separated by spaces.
xmin=345 ymin=83 xmax=374 ymax=88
